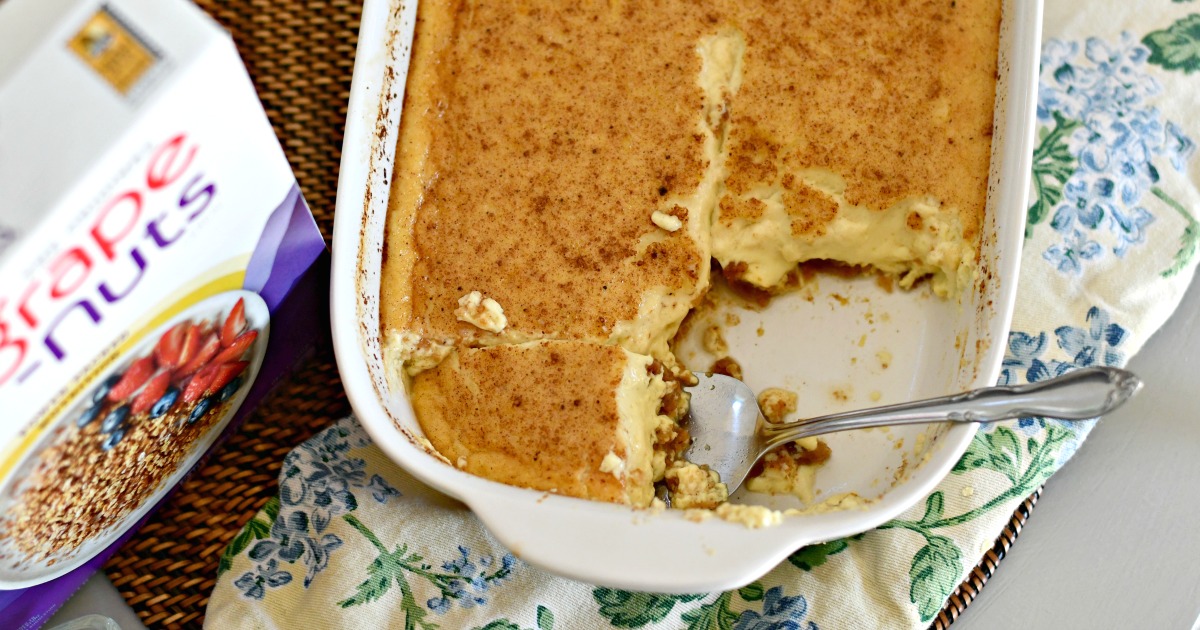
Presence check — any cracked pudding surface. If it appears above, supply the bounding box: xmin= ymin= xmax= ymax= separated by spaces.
xmin=712 ymin=0 xmax=1000 ymax=296
xmin=381 ymin=0 xmax=1001 ymax=513
xmin=381 ymin=0 xmax=720 ymax=359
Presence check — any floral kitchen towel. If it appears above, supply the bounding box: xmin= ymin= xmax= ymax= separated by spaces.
xmin=206 ymin=2 xmax=1200 ymax=628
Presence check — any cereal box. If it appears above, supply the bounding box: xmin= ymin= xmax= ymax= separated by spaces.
xmin=0 ymin=0 xmax=328 ymax=625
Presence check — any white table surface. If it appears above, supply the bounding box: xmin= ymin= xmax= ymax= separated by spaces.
xmin=47 ymin=273 xmax=1200 ymax=629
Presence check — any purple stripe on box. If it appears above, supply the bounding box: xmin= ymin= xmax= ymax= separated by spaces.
xmin=245 ymin=183 xmax=326 ymax=310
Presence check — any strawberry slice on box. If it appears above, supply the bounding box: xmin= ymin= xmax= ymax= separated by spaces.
xmin=221 ymin=298 xmax=247 ymax=347
xmin=154 ymin=322 xmax=188 ymax=370
xmin=183 ymin=361 xmax=248 ymax=403
xmin=176 ymin=333 xmax=220 ymax=377
xmin=177 ymin=323 xmax=203 ymax=367
xmin=131 ymin=371 xmax=172 ymax=415
xmin=182 ymin=363 xmax=221 ymax=403
xmin=107 ymin=356 xmax=156 ymax=402
xmin=213 ymin=330 xmax=257 ymax=365
xmin=206 ymin=361 xmax=249 ymax=396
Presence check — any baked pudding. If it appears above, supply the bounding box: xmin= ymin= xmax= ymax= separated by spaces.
xmin=410 ymin=341 xmax=687 ymax=506
xmin=381 ymin=0 xmax=1001 ymax=511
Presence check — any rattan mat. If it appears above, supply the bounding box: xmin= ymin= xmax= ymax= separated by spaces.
xmin=99 ymin=1 xmax=1042 ymax=627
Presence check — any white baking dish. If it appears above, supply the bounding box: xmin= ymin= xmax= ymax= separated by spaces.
xmin=331 ymin=0 xmax=1041 ymax=593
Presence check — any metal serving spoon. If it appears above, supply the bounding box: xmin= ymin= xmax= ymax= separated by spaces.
xmin=682 ymin=366 xmax=1143 ymax=493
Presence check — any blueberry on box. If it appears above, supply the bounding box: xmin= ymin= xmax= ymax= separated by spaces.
xmin=92 ymin=373 xmax=121 ymax=405
xmin=188 ymin=397 xmax=212 ymax=424
xmin=101 ymin=428 xmax=125 ymax=451
xmin=77 ymin=404 xmax=103 ymax=428
xmin=151 ymin=386 xmax=180 ymax=419
xmin=100 ymin=404 xmax=130 ymax=433
xmin=217 ymin=377 xmax=243 ymax=403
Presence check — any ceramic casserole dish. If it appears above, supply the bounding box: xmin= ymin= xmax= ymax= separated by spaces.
xmin=330 ymin=0 xmax=1043 ymax=593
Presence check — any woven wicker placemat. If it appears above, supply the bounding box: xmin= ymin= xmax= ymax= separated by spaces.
xmin=100 ymin=1 xmax=1041 ymax=627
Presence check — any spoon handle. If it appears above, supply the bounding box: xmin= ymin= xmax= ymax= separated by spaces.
xmin=760 ymin=366 xmax=1142 ymax=449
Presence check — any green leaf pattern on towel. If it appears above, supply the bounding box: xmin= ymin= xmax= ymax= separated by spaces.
xmin=680 ymin=592 xmax=739 ymax=630
xmin=871 ymin=304 xmax=1126 ymax=622
xmin=786 ymin=534 xmax=864 ymax=572
xmin=592 ymin=590 xmax=705 ymax=627
xmin=1144 ymin=14 xmax=1200 ymax=72
xmin=218 ymin=496 xmax=278 ymax=578
xmin=1028 ymin=113 xmax=1083 ymax=237
xmin=1152 ymin=186 xmax=1200 ymax=277
xmin=907 ymin=536 xmax=963 ymax=621
xmin=467 ymin=605 xmax=555 ymax=630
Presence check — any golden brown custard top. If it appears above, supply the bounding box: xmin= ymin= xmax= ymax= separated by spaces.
xmin=385 ymin=0 xmax=1001 ymax=342
xmin=720 ymin=0 xmax=1000 ymax=240
xmin=411 ymin=341 xmax=642 ymax=504
xmin=382 ymin=0 xmax=718 ymax=345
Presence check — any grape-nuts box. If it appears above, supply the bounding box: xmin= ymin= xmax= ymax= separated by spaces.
xmin=0 ymin=0 xmax=327 ymax=624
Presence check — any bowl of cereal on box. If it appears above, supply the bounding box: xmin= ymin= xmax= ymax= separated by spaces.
xmin=0 ymin=290 xmax=269 ymax=588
